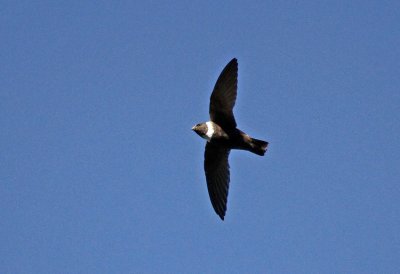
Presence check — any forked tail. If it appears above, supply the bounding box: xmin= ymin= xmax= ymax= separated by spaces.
xmin=249 ymin=138 xmax=269 ymax=156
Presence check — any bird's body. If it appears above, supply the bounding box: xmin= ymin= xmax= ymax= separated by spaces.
xmin=192 ymin=58 xmax=268 ymax=220
xmin=193 ymin=121 xmax=267 ymax=156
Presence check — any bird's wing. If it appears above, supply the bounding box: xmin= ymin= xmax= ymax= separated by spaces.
xmin=204 ymin=142 xmax=231 ymax=220
xmin=209 ymin=58 xmax=238 ymax=130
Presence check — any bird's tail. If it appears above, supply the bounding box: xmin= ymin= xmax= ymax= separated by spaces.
xmin=249 ymin=138 xmax=269 ymax=156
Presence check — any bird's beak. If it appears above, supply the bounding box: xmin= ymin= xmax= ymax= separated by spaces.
xmin=191 ymin=126 xmax=196 ymax=130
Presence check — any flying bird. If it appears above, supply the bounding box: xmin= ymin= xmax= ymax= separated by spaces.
xmin=192 ymin=58 xmax=268 ymax=220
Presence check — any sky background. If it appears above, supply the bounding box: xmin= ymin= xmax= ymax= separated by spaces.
xmin=1 ymin=1 xmax=400 ymax=273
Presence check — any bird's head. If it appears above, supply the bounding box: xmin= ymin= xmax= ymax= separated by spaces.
xmin=192 ymin=123 xmax=209 ymax=139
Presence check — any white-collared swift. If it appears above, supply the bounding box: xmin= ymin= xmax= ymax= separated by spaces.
xmin=192 ymin=58 xmax=269 ymax=220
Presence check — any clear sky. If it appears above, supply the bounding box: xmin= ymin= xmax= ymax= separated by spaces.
xmin=1 ymin=1 xmax=399 ymax=273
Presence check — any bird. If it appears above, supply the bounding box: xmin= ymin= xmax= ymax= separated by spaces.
xmin=192 ymin=58 xmax=268 ymax=220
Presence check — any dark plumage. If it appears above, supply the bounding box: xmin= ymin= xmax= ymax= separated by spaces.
xmin=192 ymin=58 xmax=269 ymax=220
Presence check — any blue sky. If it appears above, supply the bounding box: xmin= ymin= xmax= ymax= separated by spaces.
xmin=1 ymin=1 xmax=399 ymax=273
